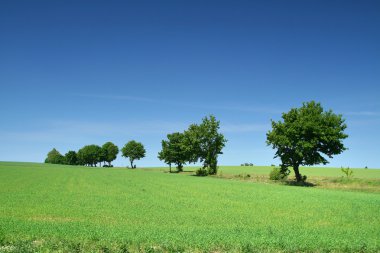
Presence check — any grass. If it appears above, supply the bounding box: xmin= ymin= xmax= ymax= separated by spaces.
xmin=208 ymin=166 xmax=380 ymax=193
xmin=0 ymin=162 xmax=380 ymax=252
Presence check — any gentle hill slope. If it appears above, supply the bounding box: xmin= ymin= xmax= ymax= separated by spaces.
xmin=0 ymin=162 xmax=379 ymax=252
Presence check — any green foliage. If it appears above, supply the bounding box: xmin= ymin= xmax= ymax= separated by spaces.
xmin=158 ymin=132 xmax=189 ymax=172
xmin=102 ymin=142 xmax=119 ymax=166
xmin=235 ymin=173 xmax=251 ymax=180
xmin=45 ymin=148 xmax=65 ymax=164
xmin=267 ymin=101 xmax=348 ymax=181
xmin=121 ymin=141 xmax=146 ymax=168
xmin=77 ymin=145 xmax=102 ymax=167
xmin=269 ymin=166 xmax=289 ymax=181
xmin=1 ymin=162 xmax=379 ymax=252
xmin=195 ymin=167 xmax=209 ymax=176
xmin=64 ymin=151 xmax=78 ymax=165
xmin=184 ymin=115 xmax=227 ymax=175
xmin=341 ymin=167 xmax=354 ymax=178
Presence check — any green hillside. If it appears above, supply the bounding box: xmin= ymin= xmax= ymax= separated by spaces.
xmin=0 ymin=162 xmax=379 ymax=252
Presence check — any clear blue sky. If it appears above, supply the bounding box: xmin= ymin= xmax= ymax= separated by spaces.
xmin=1 ymin=0 xmax=379 ymax=168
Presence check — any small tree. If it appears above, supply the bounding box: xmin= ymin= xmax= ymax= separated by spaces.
xmin=185 ymin=115 xmax=227 ymax=175
xmin=64 ymin=151 xmax=78 ymax=165
xmin=102 ymin=142 xmax=119 ymax=166
xmin=122 ymin=141 xmax=146 ymax=168
xmin=341 ymin=167 xmax=354 ymax=178
xmin=45 ymin=148 xmax=64 ymax=164
xmin=158 ymin=132 xmax=189 ymax=172
xmin=267 ymin=101 xmax=348 ymax=182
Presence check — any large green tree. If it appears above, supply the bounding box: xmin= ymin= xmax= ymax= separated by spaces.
xmin=185 ymin=115 xmax=227 ymax=175
xmin=77 ymin=145 xmax=102 ymax=167
xmin=45 ymin=148 xmax=64 ymax=164
xmin=102 ymin=142 xmax=119 ymax=166
xmin=158 ymin=132 xmax=189 ymax=172
xmin=64 ymin=150 xmax=78 ymax=165
xmin=121 ymin=141 xmax=146 ymax=168
xmin=266 ymin=101 xmax=348 ymax=182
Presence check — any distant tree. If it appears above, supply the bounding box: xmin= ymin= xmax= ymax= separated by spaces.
xmin=121 ymin=141 xmax=146 ymax=168
xmin=64 ymin=151 xmax=78 ymax=165
xmin=77 ymin=145 xmax=102 ymax=167
xmin=158 ymin=132 xmax=189 ymax=172
xmin=185 ymin=115 xmax=227 ymax=175
xmin=102 ymin=142 xmax=119 ymax=166
xmin=266 ymin=101 xmax=348 ymax=182
xmin=45 ymin=148 xmax=65 ymax=164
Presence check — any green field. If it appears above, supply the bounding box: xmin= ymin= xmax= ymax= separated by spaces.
xmin=1 ymin=162 xmax=380 ymax=252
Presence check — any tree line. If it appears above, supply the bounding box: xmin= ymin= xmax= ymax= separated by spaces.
xmin=45 ymin=141 xmax=146 ymax=168
xmin=46 ymin=115 xmax=227 ymax=175
xmin=45 ymin=101 xmax=348 ymax=182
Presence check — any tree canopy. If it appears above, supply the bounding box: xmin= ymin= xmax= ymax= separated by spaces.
xmin=64 ymin=151 xmax=78 ymax=165
xmin=102 ymin=142 xmax=119 ymax=166
xmin=266 ymin=101 xmax=348 ymax=181
xmin=158 ymin=115 xmax=226 ymax=175
xmin=185 ymin=115 xmax=227 ymax=175
xmin=121 ymin=141 xmax=146 ymax=168
xmin=158 ymin=132 xmax=189 ymax=172
xmin=45 ymin=148 xmax=64 ymax=164
xmin=77 ymin=145 xmax=102 ymax=167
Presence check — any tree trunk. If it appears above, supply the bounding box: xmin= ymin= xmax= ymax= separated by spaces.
xmin=169 ymin=163 xmax=172 ymax=173
xmin=177 ymin=163 xmax=183 ymax=172
xmin=108 ymin=161 xmax=111 ymax=166
xmin=293 ymin=164 xmax=302 ymax=182
xmin=130 ymin=159 xmax=134 ymax=169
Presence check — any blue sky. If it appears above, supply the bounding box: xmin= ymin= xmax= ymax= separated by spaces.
xmin=1 ymin=0 xmax=379 ymax=168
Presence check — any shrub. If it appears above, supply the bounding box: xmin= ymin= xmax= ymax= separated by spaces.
xmin=341 ymin=167 xmax=354 ymax=178
xmin=195 ymin=168 xmax=208 ymax=176
xmin=269 ymin=167 xmax=289 ymax=181
xmin=236 ymin=173 xmax=251 ymax=180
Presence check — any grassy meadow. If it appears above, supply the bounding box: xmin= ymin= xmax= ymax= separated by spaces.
xmin=1 ymin=162 xmax=380 ymax=252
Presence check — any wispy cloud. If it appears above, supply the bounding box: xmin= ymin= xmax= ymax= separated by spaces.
xmin=0 ymin=120 xmax=188 ymax=144
xmin=74 ymin=94 xmax=282 ymax=114
xmin=0 ymin=119 xmax=270 ymax=146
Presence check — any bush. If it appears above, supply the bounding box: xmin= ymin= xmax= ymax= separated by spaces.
xmin=341 ymin=167 xmax=354 ymax=178
xmin=236 ymin=173 xmax=251 ymax=180
xmin=269 ymin=167 xmax=288 ymax=181
xmin=195 ymin=168 xmax=208 ymax=176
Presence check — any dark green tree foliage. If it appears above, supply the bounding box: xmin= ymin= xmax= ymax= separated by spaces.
xmin=121 ymin=141 xmax=146 ymax=168
xmin=266 ymin=101 xmax=348 ymax=182
xmin=185 ymin=115 xmax=227 ymax=175
xmin=158 ymin=132 xmax=189 ymax=172
xmin=64 ymin=151 xmax=78 ymax=165
xmin=45 ymin=148 xmax=65 ymax=164
xmin=102 ymin=142 xmax=119 ymax=166
xmin=77 ymin=145 xmax=102 ymax=167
